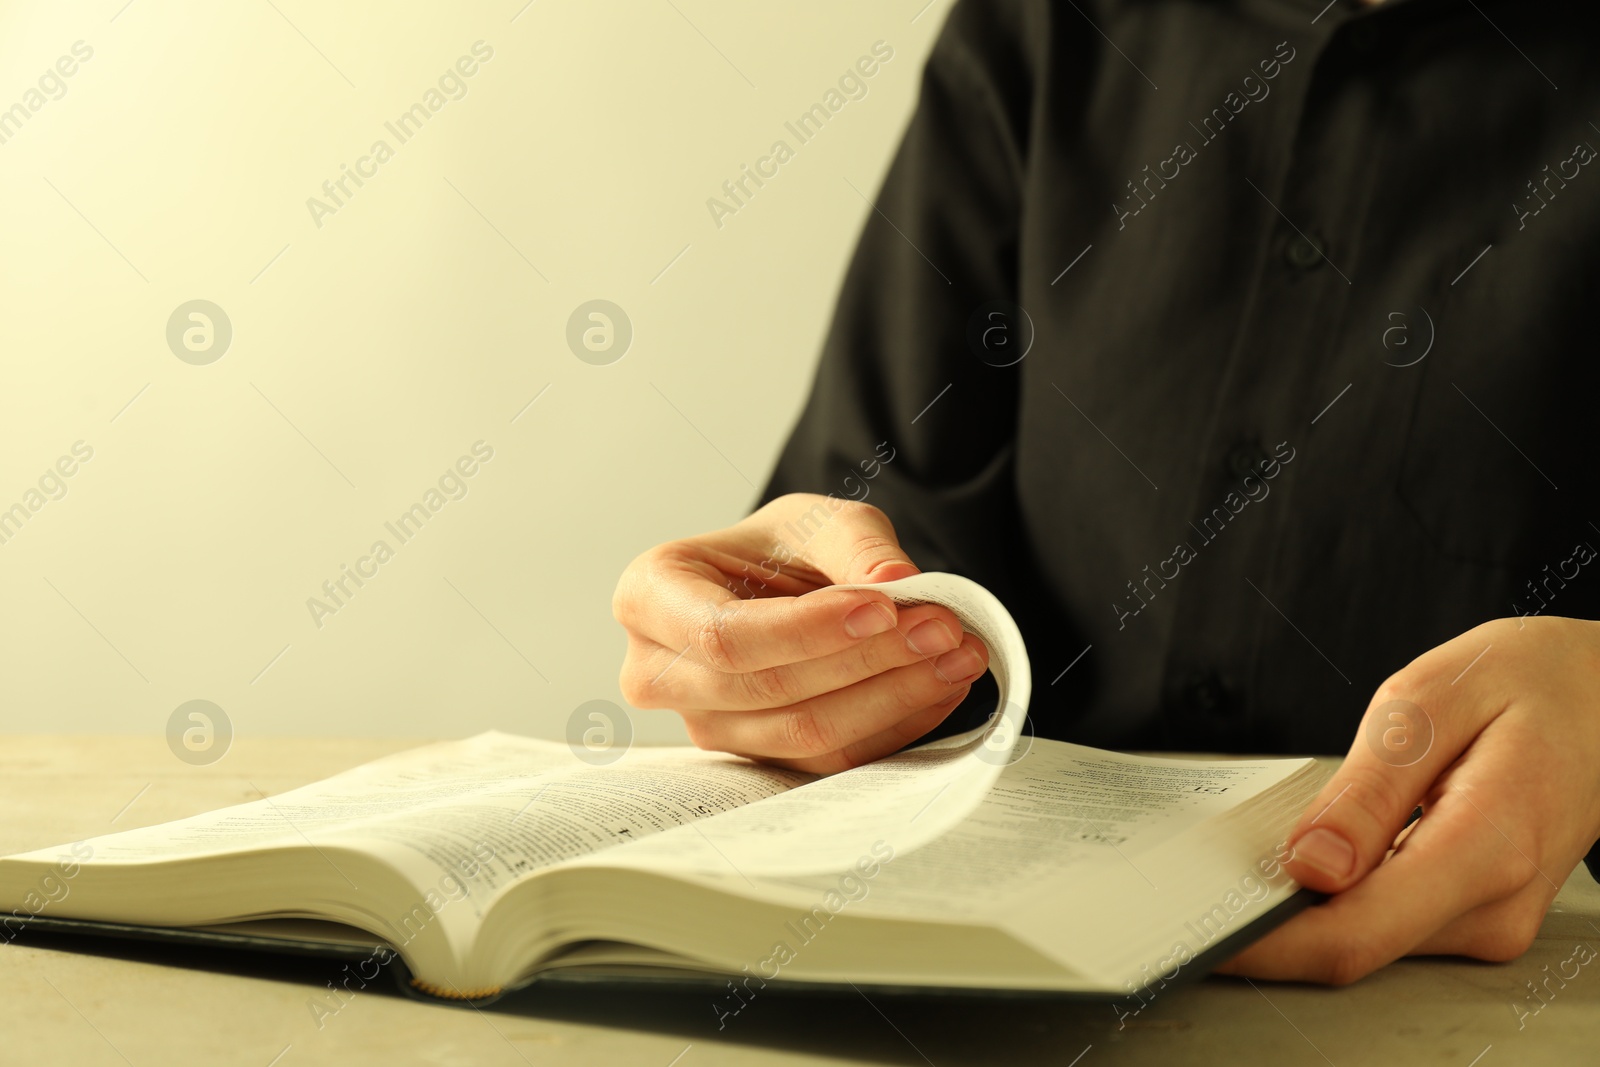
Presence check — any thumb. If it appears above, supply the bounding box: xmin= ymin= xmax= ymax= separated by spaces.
xmin=779 ymin=496 xmax=921 ymax=585
xmin=1284 ymin=694 xmax=1462 ymax=893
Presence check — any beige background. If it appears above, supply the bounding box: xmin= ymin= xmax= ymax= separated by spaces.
xmin=0 ymin=1 xmax=952 ymax=742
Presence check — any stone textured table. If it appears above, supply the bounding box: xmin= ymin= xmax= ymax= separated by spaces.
xmin=3 ymin=736 xmax=1596 ymax=1066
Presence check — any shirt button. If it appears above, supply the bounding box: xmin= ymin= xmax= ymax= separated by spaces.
xmin=1284 ymin=231 xmax=1328 ymax=270
xmin=1226 ymin=441 xmax=1268 ymax=481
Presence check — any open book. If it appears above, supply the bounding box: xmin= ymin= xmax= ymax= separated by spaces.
xmin=0 ymin=573 xmax=1328 ymax=1009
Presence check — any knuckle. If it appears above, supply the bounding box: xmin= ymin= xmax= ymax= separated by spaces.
xmin=829 ymin=744 xmax=869 ymax=774
xmin=680 ymin=714 xmax=718 ymax=753
xmin=1372 ymin=655 xmax=1454 ymax=710
xmin=890 ymin=662 xmax=942 ymax=711
xmin=1472 ymin=831 xmax=1536 ymax=895
xmin=835 ymin=502 xmax=901 ymax=554
xmin=778 ymin=707 xmax=837 ymax=758
xmin=1455 ymin=896 xmax=1546 ymax=962
xmin=739 ymin=664 xmax=798 ymax=709
xmin=1474 ymin=925 xmax=1540 ymax=964
xmin=761 ymin=492 xmax=817 ymax=519
xmin=783 ymin=608 xmax=829 ymax=662
xmin=617 ymin=660 xmax=652 ymax=707
xmin=888 ymin=698 xmax=952 ymax=749
xmin=1475 ymin=615 xmax=1524 ymax=642
xmin=1322 ymin=937 xmax=1382 ymax=986
xmin=692 ymin=607 xmax=742 ymax=673
xmin=1496 ymin=901 xmax=1547 ymax=959
xmin=837 ymin=499 xmax=887 ymax=527
xmin=1335 ymin=765 xmax=1411 ymax=833
xmin=855 ymin=631 xmax=912 ymax=676
xmin=1443 ymin=790 xmax=1547 ymax=897
xmin=614 ymin=542 xmax=689 ymax=629
xmin=1484 ymin=867 xmax=1529 ymax=904
xmin=1371 ymin=653 xmax=1458 ymax=711
xmin=611 ymin=565 xmax=645 ymax=629
xmin=638 ymin=540 xmax=683 ymax=574
xmin=642 ymin=541 xmax=695 ymax=586
xmin=845 ymin=532 xmax=901 ymax=573
xmin=1370 ymin=670 xmax=1423 ymax=710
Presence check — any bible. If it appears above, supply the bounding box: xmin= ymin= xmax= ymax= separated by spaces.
xmin=0 ymin=573 xmax=1328 ymax=1007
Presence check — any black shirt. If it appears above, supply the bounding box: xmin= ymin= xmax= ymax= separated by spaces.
xmin=760 ymin=0 xmax=1600 ymax=756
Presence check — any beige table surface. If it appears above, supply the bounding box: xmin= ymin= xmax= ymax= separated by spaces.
xmin=2 ymin=736 xmax=1597 ymax=1067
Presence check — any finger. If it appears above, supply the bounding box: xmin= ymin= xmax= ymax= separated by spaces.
xmin=763 ymin=685 xmax=974 ymax=775
xmin=776 ymin=499 xmax=923 ymax=586
xmin=1407 ymin=878 xmax=1558 ymax=961
xmin=622 ymin=556 xmax=922 ymax=675
xmin=1283 ymin=671 xmax=1501 ymax=894
xmin=679 ymin=633 xmax=990 ymax=761
xmin=1406 ymin=743 xmax=1574 ymax=961
xmin=631 ymin=604 xmax=977 ymax=711
xmin=1220 ymin=780 xmax=1534 ymax=984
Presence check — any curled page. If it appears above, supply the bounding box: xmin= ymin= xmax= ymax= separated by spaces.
xmin=577 ymin=572 xmax=1033 ymax=879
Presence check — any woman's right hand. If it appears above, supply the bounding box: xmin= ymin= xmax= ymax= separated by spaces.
xmin=612 ymin=494 xmax=990 ymax=774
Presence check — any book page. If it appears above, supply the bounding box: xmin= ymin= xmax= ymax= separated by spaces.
xmin=343 ymin=747 xmax=813 ymax=921
xmin=6 ymin=734 xmax=806 ymax=885
xmin=653 ymin=742 xmax=1323 ymax=990
xmin=563 ymin=572 xmax=1034 ymax=880
xmin=1 ymin=734 xmax=811 ymax=974
xmin=1040 ymin=758 xmax=1329 ymax=984
xmin=755 ymin=742 xmax=1315 ymax=919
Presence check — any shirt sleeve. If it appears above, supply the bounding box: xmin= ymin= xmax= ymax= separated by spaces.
xmin=760 ymin=0 xmax=1043 ymax=606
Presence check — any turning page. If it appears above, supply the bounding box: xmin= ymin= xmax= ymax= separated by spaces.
xmin=568 ymin=571 xmax=1034 ymax=879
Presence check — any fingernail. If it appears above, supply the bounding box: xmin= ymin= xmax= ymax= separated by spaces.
xmin=906 ymin=619 xmax=959 ymax=655
xmin=844 ymin=602 xmax=894 ymax=639
xmin=934 ymin=645 xmax=983 ymax=682
xmin=1291 ymin=828 xmax=1356 ymax=880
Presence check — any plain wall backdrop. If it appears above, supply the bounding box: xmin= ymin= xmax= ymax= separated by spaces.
xmin=0 ymin=1 xmax=952 ymax=741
